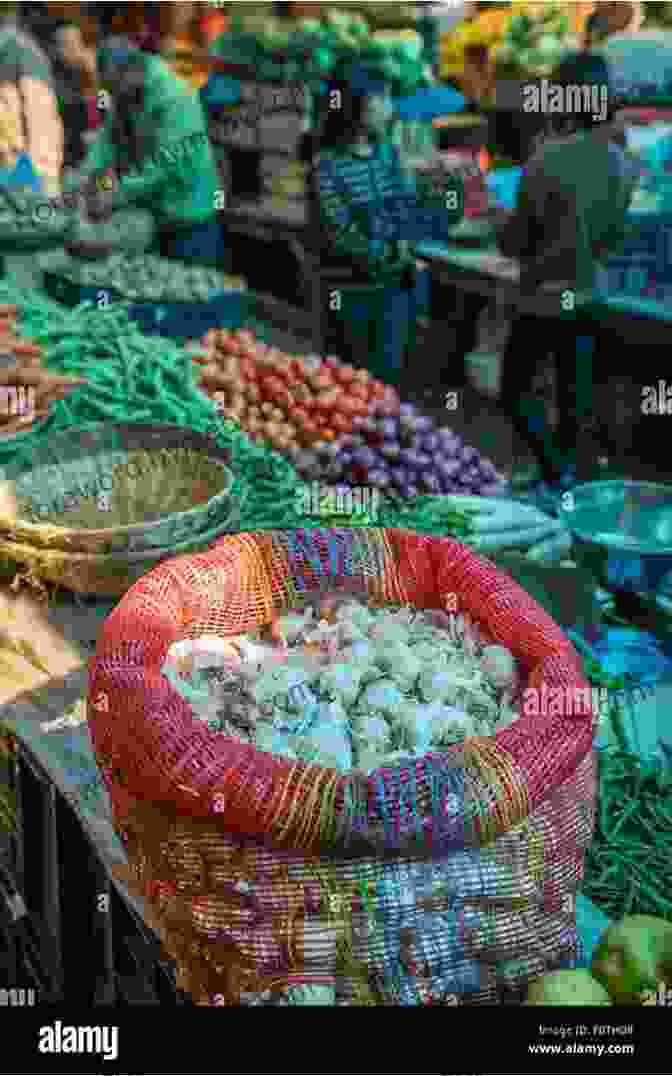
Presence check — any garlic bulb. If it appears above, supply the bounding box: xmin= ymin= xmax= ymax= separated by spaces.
xmin=481 ymin=646 xmax=517 ymax=691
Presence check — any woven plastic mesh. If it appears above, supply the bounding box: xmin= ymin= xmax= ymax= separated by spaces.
xmin=88 ymin=528 xmax=596 ymax=1006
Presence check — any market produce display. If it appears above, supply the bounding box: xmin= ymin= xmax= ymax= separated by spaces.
xmin=211 ymin=8 xmax=432 ymax=95
xmin=192 ymin=329 xmax=507 ymax=500
xmin=164 ymin=598 xmax=520 ymax=774
xmin=0 ymin=305 xmax=85 ymax=436
xmin=492 ymin=1 xmax=574 ymax=76
xmin=192 ymin=327 xmax=399 ymax=446
xmin=582 ymin=741 xmax=672 ymax=925
xmin=525 ymin=914 xmax=672 ymax=1006
xmin=591 ymin=916 xmax=672 ymax=1005
xmin=40 ymin=252 xmax=246 ymax=304
xmin=0 ymin=283 xmax=473 ymax=545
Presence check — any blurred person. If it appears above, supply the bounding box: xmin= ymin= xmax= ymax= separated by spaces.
xmin=53 ymin=20 xmax=101 ymax=168
xmin=68 ymin=37 xmax=223 ymax=264
xmin=493 ymin=52 xmax=639 ymax=509
xmin=309 ymin=71 xmax=459 ymax=386
xmin=0 ymin=0 xmax=63 ymax=195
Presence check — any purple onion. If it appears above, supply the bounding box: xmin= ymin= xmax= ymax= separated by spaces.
xmin=351 ymin=446 xmax=379 ymax=470
xmin=479 ymin=460 xmax=498 ymax=481
xmin=399 ymin=403 xmax=417 ymax=419
xmin=404 ymin=485 xmax=420 ymax=500
xmin=367 ymin=469 xmax=391 ymax=489
xmin=437 ymin=458 xmax=461 ymax=481
xmin=481 ymin=481 xmax=508 ymax=497
xmin=413 ymin=416 xmax=434 ymax=435
xmin=379 ymin=418 xmax=399 ymax=441
xmin=391 ymin=467 xmax=408 ymax=487
xmin=422 ymin=432 xmax=440 ymax=453
xmin=338 ymin=450 xmax=354 ymax=468
xmin=352 ymin=416 xmax=367 ymax=429
xmin=462 ymin=446 xmax=479 ymax=465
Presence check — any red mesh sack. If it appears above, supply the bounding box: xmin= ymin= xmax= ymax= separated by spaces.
xmin=88 ymin=528 xmax=597 ymax=1006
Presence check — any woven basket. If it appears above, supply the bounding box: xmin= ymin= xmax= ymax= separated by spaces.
xmin=0 ymin=425 xmax=236 ymax=556
xmin=88 ymin=529 xmax=596 ymax=1006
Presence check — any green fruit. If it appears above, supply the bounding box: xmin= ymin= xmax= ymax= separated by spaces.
xmin=591 ymin=916 xmax=672 ymax=1006
xmin=525 ymin=970 xmax=612 ymax=1006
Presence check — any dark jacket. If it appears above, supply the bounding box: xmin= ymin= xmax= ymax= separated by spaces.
xmin=498 ymin=130 xmax=640 ymax=312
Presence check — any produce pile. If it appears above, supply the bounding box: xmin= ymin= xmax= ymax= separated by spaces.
xmin=525 ymin=915 xmax=672 ymax=1006
xmin=0 ymin=304 xmax=85 ymax=437
xmin=212 ymin=8 xmax=432 ymax=96
xmin=492 ymin=2 xmax=574 ymax=76
xmin=164 ymin=595 xmax=519 ymax=774
xmin=40 ymin=252 xmax=246 ymax=304
xmin=191 ymin=328 xmax=507 ymax=500
xmin=0 ymin=282 xmax=474 ymax=542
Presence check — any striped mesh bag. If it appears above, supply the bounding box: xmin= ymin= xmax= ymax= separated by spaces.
xmin=88 ymin=528 xmax=596 ymax=1006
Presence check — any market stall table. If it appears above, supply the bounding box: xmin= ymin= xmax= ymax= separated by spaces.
xmin=417 ymin=236 xmax=672 ymax=467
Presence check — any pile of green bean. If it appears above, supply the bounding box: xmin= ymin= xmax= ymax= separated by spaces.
xmin=583 ymin=748 xmax=672 ymax=923
xmin=581 ymin=659 xmax=672 ymax=923
xmin=0 ymin=281 xmax=471 ymax=539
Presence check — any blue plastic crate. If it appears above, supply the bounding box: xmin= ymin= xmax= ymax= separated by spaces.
xmin=44 ymin=274 xmax=247 ymax=342
xmin=608 ymin=212 xmax=672 ymax=279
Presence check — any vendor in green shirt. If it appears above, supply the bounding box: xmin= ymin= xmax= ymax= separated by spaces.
xmin=70 ymin=37 xmax=224 ymax=264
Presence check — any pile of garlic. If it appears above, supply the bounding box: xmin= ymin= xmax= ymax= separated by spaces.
xmin=162 ymin=598 xmax=520 ymax=774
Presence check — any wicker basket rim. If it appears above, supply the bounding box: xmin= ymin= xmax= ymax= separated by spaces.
xmin=87 ymin=528 xmax=595 ymax=853
xmin=2 ymin=424 xmax=235 ymax=549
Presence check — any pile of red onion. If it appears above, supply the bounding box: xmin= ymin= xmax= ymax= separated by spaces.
xmin=292 ymin=403 xmax=508 ymax=499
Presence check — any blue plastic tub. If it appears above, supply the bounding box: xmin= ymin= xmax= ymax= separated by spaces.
xmin=43 ymin=273 xmax=247 ymax=342
xmin=200 ymin=74 xmax=242 ymax=112
xmin=486 ymin=167 xmax=523 ymax=211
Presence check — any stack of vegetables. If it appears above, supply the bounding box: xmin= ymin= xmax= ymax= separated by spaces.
xmin=191 ymin=328 xmax=507 ymax=500
xmin=440 ymin=7 xmax=512 ymax=82
xmin=41 ymin=252 xmax=246 ymax=305
xmin=211 ymin=8 xmax=432 ymax=96
xmin=0 ymin=281 xmax=474 ymax=543
xmin=165 ymin=600 xmax=520 ymax=774
xmin=492 ymin=2 xmax=576 ymax=78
